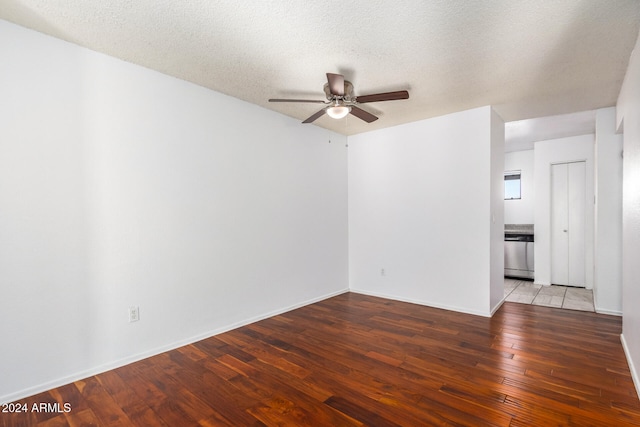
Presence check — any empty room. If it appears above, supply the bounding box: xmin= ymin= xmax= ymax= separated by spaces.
xmin=2 ymin=1 xmax=640 ymax=426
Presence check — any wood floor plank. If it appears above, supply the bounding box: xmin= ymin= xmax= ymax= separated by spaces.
xmin=74 ymin=377 xmax=134 ymax=426
xmin=64 ymin=408 xmax=101 ymax=427
xmin=96 ymin=370 xmax=169 ymax=427
xmin=3 ymin=294 xmax=640 ymax=426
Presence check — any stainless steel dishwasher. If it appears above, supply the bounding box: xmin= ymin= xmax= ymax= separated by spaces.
xmin=504 ymin=225 xmax=534 ymax=279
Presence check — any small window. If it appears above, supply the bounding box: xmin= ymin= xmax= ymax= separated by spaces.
xmin=504 ymin=171 xmax=521 ymax=200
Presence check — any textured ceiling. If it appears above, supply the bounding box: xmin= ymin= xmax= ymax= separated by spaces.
xmin=505 ymin=110 xmax=596 ymax=152
xmin=1 ymin=0 xmax=639 ymax=135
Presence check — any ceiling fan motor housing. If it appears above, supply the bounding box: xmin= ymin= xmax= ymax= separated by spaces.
xmin=324 ymin=81 xmax=354 ymax=102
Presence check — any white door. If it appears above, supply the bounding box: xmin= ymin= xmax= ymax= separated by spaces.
xmin=551 ymin=161 xmax=586 ymax=287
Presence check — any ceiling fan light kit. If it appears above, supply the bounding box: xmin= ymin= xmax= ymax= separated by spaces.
xmin=269 ymin=72 xmax=409 ymax=124
xmin=326 ymin=102 xmax=351 ymax=119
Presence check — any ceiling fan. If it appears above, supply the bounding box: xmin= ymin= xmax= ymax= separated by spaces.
xmin=269 ymin=73 xmax=409 ymax=124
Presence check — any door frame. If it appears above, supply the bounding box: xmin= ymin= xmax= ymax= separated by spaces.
xmin=532 ymin=135 xmax=594 ymax=288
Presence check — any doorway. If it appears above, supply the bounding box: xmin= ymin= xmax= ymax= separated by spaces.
xmin=550 ymin=161 xmax=586 ymax=287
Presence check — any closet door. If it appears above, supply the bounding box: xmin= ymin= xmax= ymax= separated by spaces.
xmin=550 ymin=161 xmax=586 ymax=287
xmin=551 ymin=163 xmax=569 ymax=285
xmin=567 ymin=161 xmax=586 ymax=286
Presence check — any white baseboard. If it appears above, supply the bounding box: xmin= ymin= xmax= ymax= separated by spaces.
xmin=349 ymin=289 xmax=492 ymax=318
xmin=595 ymin=306 xmax=623 ymax=316
xmin=621 ymin=333 xmax=640 ymax=400
xmin=491 ymin=296 xmax=507 ymax=316
xmin=0 ymin=288 xmax=349 ymax=405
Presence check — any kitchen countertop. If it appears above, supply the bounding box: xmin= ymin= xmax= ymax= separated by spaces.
xmin=505 ymin=224 xmax=534 ymax=235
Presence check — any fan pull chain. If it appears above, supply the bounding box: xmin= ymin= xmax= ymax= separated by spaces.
xmin=345 ymin=115 xmax=349 ymax=147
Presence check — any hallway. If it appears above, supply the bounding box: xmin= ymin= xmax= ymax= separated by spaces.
xmin=504 ymin=278 xmax=595 ymax=312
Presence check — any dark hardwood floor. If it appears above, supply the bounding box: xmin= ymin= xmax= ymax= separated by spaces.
xmin=3 ymin=293 xmax=640 ymax=426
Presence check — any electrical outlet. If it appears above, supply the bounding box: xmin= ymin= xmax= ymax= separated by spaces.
xmin=128 ymin=306 xmax=139 ymax=323
xmin=381 ymin=268 xmax=386 ymax=277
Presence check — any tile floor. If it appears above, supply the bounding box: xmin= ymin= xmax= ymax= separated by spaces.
xmin=504 ymin=278 xmax=595 ymax=312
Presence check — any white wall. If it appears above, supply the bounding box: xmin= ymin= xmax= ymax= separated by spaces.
xmin=0 ymin=20 xmax=348 ymax=403
xmin=594 ymin=107 xmax=623 ymax=315
xmin=504 ymin=150 xmax=534 ymax=224
xmin=617 ymin=28 xmax=640 ymax=398
xmin=533 ymin=135 xmax=595 ymax=287
xmin=348 ymin=106 xmax=503 ymax=317
xmin=490 ymin=110 xmax=506 ymax=312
